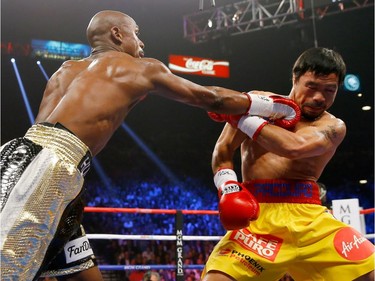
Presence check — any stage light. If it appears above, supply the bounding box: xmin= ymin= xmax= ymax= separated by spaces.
xmin=232 ymin=13 xmax=239 ymax=23
xmin=121 ymin=123 xmax=179 ymax=183
xmin=36 ymin=61 xmax=50 ymax=81
xmin=343 ymin=74 xmax=361 ymax=92
xmin=11 ymin=58 xmax=35 ymax=124
xmin=362 ymin=106 xmax=371 ymax=111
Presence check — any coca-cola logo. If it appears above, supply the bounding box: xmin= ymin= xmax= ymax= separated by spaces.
xmin=185 ymin=58 xmax=214 ymax=72
xmin=168 ymin=54 xmax=230 ymax=78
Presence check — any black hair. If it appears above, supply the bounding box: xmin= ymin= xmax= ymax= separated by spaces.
xmin=292 ymin=47 xmax=346 ymax=85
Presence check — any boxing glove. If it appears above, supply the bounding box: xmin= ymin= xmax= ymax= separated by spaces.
xmin=208 ymin=92 xmax=300 ymax=129
xmin=214 ymin=169 xmax=260 ymax=230
xmin=245 ymin=93 xmax=301 ymax=129
xmin=207 ymin=112 xmax=243 ymax=127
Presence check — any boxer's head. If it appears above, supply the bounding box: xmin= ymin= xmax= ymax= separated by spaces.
xmin=290 ymin=48 xmax=346 ymax=120
xmin=87 ymin=10 xmax=145 ymax=58
xmin=292 ymin=47 xmax=346 ymax=86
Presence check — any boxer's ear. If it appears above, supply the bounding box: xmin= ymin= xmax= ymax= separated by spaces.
xmin=111 ymin=26 xmax=123 ymax=44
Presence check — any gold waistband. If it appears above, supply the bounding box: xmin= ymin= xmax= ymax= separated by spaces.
xmin=24 ymin=124 xmax=91 ymax=167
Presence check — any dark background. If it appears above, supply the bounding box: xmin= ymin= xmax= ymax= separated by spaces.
xmin=1 ymin=0 xmax=374 ymax=192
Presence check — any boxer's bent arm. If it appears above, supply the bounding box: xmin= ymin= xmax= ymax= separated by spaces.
xmin=255 ymin=118 xmax=346 ymax=159
xmin=212 ymin=124 xmax=247 ymax=173
xmin=145 ymin=59 xmax=249 ymax=114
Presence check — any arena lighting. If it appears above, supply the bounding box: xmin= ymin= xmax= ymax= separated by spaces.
xmin=10 ymin=58 xmax=35 ymax=124
xmin=35 ymin=63 xmax=112 ymax=189
xmin=36 ymin=61 xmax=50 ymax=81
xmin=121 ymin=123 xmax=179 ymax=183
xmin=199 ymin=0 xmax=216 ymax=11
xmin=207 ymin=19 xmax=213 ymax=28
xmin=362 ymin=106 xmax=371 ymax=111
xmin=92 ymin=158 xmax=112 ymax=188
xmin=343 ymin=74 xmax=361 ymax=92
xmin=184 ymin=0 xmax=372 ymax=43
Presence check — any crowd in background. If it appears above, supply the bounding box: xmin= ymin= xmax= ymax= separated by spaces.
xmin=82 ymin=175 xmax=374 ymax=281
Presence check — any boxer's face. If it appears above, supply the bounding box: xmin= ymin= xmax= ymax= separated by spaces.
xmin=120 ymin=18 xmax=145 ymax=58
xmin=292 ymin=71 xmax=339 ymax=120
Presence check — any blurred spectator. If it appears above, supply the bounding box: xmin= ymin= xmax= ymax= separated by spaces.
xmin=142 ymin=271 xmax=161 ymax=281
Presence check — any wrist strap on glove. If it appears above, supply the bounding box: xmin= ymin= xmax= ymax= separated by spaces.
xmin=214 ymin=168 xmax=238 ymax=190
xmin=245 ymin=92 xmax=274 ymax=116
xmin=238 ymin=116 xmax=268 ymax=140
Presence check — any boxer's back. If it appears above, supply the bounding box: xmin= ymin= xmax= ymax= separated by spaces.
xmin=35 ymin=51 xmax=150 ymax=155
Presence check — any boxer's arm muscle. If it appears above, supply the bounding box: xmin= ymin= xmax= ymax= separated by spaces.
xmin=255 ymin=118 xmax=346 ymax=159
xmin=212 ymin=124 xmax=247 ymax=173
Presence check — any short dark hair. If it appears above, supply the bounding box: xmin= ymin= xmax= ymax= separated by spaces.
xmin=292 ymin=47 xmax=346 ymax=85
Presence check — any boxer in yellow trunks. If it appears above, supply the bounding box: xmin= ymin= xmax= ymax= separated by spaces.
xmin=204 ymin=47 xmax=374 ymax=280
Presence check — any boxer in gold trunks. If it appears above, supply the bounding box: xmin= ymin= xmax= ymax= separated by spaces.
xmin=2 ymin=10 xmax=301 ymax=281
xmin=203 ymin=47 xmax=374 ymax=280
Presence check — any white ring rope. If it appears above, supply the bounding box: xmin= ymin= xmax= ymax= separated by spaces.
xmin=87 ymin=233 xmax=374 ymax=240
xmin=87 ymin=234 xmax=223 ymax=241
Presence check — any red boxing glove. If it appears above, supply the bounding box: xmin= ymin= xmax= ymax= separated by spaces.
xmin=207 ymin=112 xmax=243 ymax=128
xmin=268 ymin=95 xmax=301 ymax=129
xmin=245 ymin=93 xmax=301 ymax=129
xmin=214 ymin=169 xmax=259 ymax=230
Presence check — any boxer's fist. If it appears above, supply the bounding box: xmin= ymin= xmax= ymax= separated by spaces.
xmin=246 ymin=93 xmax=301 ymax=129
xmin=214 ymin=169 xmax=259 ymax=230
xmin=207 ymin=112 xmax=243 ymax=128
xmin=218 ymin=181 xmax=259 ymax=230
xmin=268 ymin=95 xmax=301 ymax=128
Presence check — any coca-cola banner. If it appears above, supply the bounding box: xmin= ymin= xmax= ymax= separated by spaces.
xmin=168 ymin=54 xmax=230 ymax=78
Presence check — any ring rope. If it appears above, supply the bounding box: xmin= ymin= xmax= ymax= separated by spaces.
xmin=87 ymin=234 xmax=222 ymax=241
xmin=84 ymin=206 xmax=374 ymax=215
xmin=87 ymin=233 xmax=374 ymax=240
xmin=86 ymin=206 xmax=374 ymax=273
xmin=84 ymin=207 xmax=218 ymax=215
xmin=99 ymin=265 xmax=205 ymax=271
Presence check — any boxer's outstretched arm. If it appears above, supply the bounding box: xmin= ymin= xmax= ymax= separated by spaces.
xmin=144 ymin=58 xmax=250 ymax=115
